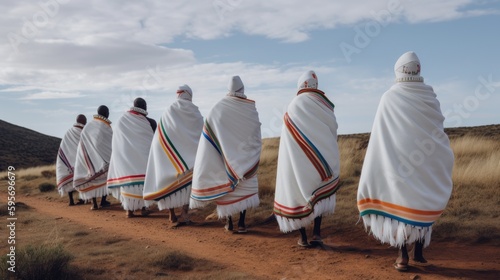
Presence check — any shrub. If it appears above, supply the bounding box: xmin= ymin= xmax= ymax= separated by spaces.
xmin=41 ymin=170 xmax=56 ymax=179
xmin=0 ymin=244 xmax=74 ymax=280
xmin=38 ymin=183 xmax=55 ymax=192
xmin=151 ymin=251 xmax=194 ymax=271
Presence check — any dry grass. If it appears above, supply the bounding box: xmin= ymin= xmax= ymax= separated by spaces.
xmin=255 ymin=134 xmax=500 ymax=244
xmin=434 ymin=136 xmax=500 ymax=243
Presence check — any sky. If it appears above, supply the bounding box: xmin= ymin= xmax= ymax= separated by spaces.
xmin=1 ymin=0 xmax=499 ymax=139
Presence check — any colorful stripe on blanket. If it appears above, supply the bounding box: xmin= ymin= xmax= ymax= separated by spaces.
xmin=107 ymin=174 xmax=145 ymax=189
xmin=57 ymin=174 xmax=73 ymax=188
xmin=202 ymin=121 xmax=239 ymax=186
xmin=274 ymin=176 xmax=340 ymax=219
xmin=284 ymin=113 xmax=332 ymax=181
xmin=58 ymin=148 xmax=72 ymax=171
xmin=191 ymin=181 xmax=233 ymax=201
xmin=297 ymin=89 xmax=335 ymax=111
xmin=216 ymin=193 xmax=257 ymax=206
xmin=157 ymin=119 xmax=190 ymax=174
xmin=143 ymin=171 xmax=193 ymax=201
xmin=78 ymin=181 xmax=107 ymax=193
xmin=80 ymin=142 xmax=96 ymax=175
xmin=358 ymin=198 xmax=443 ymax=227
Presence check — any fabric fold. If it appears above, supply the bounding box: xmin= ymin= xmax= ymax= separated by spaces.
xmin=190 ymin=96 xmax=261 ymax=218
xmin=73 ymin=117 xmax=112 ymax=200
xmin=143 ymin=99 xmax=203 ymax=210
xmin=274 ymin=89 xmax=341 ymax=233
xmin=56 ymin=123 xmax=84 ymax=196
xmin=357 ymin=82 xmax=454 ymax=248
xmin=107 ymin=111 xmax=154 ymax=211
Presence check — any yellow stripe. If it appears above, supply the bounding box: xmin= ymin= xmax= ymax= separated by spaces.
xmin=158 ymin=132 xmax=181 ymax=174
xmin=120 ymin=191 xmax=144 ymax=199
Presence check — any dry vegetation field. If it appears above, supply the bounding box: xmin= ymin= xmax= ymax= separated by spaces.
xmin=1 ymin=125 xmax=499 ymax=279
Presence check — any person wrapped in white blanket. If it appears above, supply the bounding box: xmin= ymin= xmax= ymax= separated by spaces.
xmin=357 ymin=51 xmax=454 ymax=271
xmin=107 ymin=98 xmax=156 ymax=217
xmin=73 ymin=105 xmax=112 ymax=210
xmin=273 ymin=70 xmax=341 ymax=247
xmin=143 ymin=85 xmax=203 ymax=227
xmin=56 ymin=114 xmax=87 ymax=206
xmin=190 ymin=76 xmax=261 ymax=233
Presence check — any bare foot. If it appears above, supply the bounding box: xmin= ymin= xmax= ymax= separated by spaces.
xmin=126 ymin=210 xmax=135 ymax=218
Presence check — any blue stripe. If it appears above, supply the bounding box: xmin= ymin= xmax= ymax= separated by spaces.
xmin=290 ymin=118 xmax=332 ymax=177
xmin=203 ymin=131 xmax=221 ymax=155
xmin=360 ymin=210 xmax=434 ymax=228
xmin=191 ymin=192 xmax=228 ymax=201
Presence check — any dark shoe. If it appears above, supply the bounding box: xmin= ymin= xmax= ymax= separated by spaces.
xmin=100 ymin=200 xmax=111 ymax=207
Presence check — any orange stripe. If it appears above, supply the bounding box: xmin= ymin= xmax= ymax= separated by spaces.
xmin=143 ymin=172 xmax=192 ymax=200
xmin=216 ymin=193 xmax=256 ymax=206
xmin=78 ymin=182 xmax=107 ymax=193
xmin=357 ymin=198 xmax=444 ymax=215
xmin=121 ymin=191 xmax=144 ymax=199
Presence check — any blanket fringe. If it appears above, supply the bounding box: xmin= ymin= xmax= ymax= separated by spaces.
xmin=361 ymin=214 xmax=432 ymax=248
xmin=155 ymin=187 xmax=191 ymax=210
xmin=78 ymin=185 xmax=109 ymax=200
xmin=75 ymin=173 xmax=109 ymax=200
xmin=58 ymin=183 xmax=73 ymax=197
xmin=276 ymin=195 xmax=336 ymax=233
xmin=108 ymin=187 xmax=121 ymax=200
xmin=120 ymin=185 xmax=151 ymax=211
xmin=216 ymin=193 xmax=259 ymax=218
xmin=189 ymin=197 xmax=209 ymax=209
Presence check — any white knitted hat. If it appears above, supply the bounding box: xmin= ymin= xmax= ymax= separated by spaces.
xmin=394 ymin=51 xmax=423 ymax=82
xmin=297 ymin=70 xmax=318 ymax=90
xmin=177 ymin=84 xmax=193 ymax=101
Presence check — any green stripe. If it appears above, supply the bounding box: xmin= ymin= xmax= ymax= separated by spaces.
xmin=161 ymin=120 xmax=189 ymax=170
xmin=312 ymin=91 xmax=335 ymax=109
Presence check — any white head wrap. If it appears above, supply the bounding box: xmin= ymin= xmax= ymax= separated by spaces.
xmin=297 ymin=70 xmax=318 ymax=90
xmin=177 ymin=84 xmax=193 ymax=101
xmin=394 ymin=51 xmax=423 ymax=83
xmin=228 ymin=76 xmax=246 ymax=98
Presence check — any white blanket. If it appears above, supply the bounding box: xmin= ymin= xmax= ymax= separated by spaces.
xmin=357 ymin=82 xmax=454 ymax=248
xmin=274 ymin=89 xmax=341 ymax=233
xmin=73 ymin=117 xmax=113 ymax=200
xmin=143 ymin=99 xmax=203 ymax=210
xmin=190 ymin=96 xmax=261 ymax=218
xmin=107 ymin=111 xmax=154 ymax=211
xmin=56 ymin=124 xmax=84 ymax=196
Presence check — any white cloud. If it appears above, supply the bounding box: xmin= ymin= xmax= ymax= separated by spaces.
xmin=20 ymin=91 xmax=84 ymax=100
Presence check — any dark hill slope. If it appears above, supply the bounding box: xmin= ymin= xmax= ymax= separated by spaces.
xmin=0 ymin=119 xmax=61 ymax=171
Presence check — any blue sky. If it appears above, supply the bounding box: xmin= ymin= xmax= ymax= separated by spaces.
xmin=1 ymin=0 xmax=499 ymax=139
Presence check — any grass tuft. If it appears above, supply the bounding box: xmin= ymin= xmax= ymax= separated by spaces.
xmin=38 ymin=182 xmax=56 ymax=192
xmin=152 ymin=251 xmax=195 ymax=271
xmin=0 ymin=244 xmax=74 ymax=280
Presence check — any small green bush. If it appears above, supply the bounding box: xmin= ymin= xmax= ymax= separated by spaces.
xmin=38 ymin=183 xmax=55 ymax=192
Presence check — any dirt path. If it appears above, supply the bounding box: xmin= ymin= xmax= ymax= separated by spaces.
xmin=15 ymin=195 xmax=500 ymax=279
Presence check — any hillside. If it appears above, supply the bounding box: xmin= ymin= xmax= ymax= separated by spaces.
xmin=0 ymin=119 xmax=61 ymax=171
